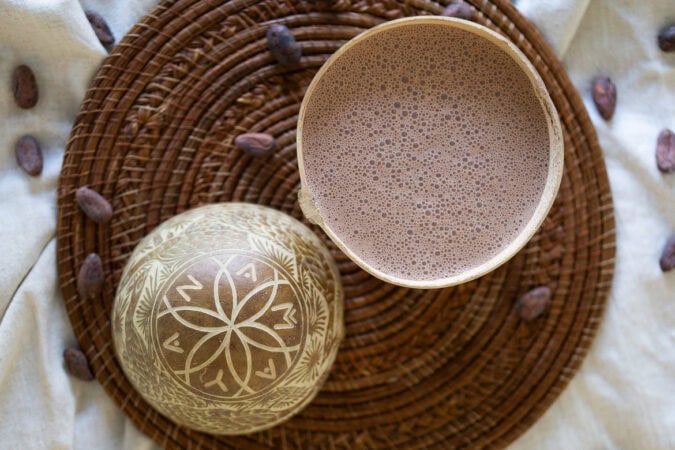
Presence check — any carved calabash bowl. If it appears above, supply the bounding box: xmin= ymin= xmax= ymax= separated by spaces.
xmin=111 ymin=203 xmax=344 ymax=435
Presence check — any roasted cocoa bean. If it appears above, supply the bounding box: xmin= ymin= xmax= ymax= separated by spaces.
xmin=76 ymin=186 xmax=113 ymax=224
xmin=656 ymin=128 xmax=675 ymax=173
xmin=235 ymin=132 xmax=276 ymax=157
xmin=657 ymin=25 xmax=675 ymax=52
xmin=12 ymin=65 xmax=38 ymax=109
xmin=441 ymin=2 xmax=474 ymax=20
xmin=63 ymin=348 xmax=94 ymax=381
xmin=267 ymin=24 xmax=301 ymax=67
xmin=14 ymin=135 xmax=43 ymax=176
xmin=660 ymin=236 xmax=675 ymax=272
xmin=592 ymin=77 xmax=616 ymax=121
xmin=77 ymin=253 xmax=104 ymax=299
xmin=515 ymin=286 xmax=551 ymax=321
xmin=85 ymin=10 xmax=115 ymax=50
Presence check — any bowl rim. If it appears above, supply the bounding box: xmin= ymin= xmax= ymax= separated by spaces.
xmin=296 ymin=16 xmax=564 ymax=289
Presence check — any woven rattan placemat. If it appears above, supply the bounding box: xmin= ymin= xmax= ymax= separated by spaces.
xmin=56 ymin=1 xmax=616 ymax=448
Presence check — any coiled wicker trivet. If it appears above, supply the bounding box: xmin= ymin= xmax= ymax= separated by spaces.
xmin=56 ymin=1 xmax=616 ymax=448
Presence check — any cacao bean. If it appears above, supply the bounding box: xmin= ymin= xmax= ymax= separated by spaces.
xmin=85 ymin=10 xmax=115 ymax=50
xmin=235 ymin=132 xmax=276 ymax=157
xmin=12 ymin=65 xmax=38 ymax=109
xmin=592 ymin=77 xmax=616 ymax=121
xmin=660 ymin=235 xmax=675 ymax=272
xmin=63 ymin=348 xmax=94 ymax=381
xmin=441 ymin=2 xmax=474 ymax=20
xmin=76 ymin=186 xmax=113 ymax=224
xmin=14 ymin=135 xmax=43 ymax=176
xmin=267 ymin=24 xmax=301 ymax=67
xmin=77 ymin=253 xmax=104 ymax=299
xmin=657 ymin=25 xmax=675 ymax=52
xmin=515 ymin=286 xmax=551 ymax=321
xmin=656 ymin=128 xmax=675 ymax=173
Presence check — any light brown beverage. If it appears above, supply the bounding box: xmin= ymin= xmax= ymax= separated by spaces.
xmin=299 ymin=19 xmax=560 ymax=286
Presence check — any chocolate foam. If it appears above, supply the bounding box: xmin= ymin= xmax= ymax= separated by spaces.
xmin=301 ymin=23 xmax=550 ymax=281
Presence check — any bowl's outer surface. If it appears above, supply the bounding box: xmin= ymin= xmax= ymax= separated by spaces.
xmin=112 ymin=203 xmax=344 ymax=435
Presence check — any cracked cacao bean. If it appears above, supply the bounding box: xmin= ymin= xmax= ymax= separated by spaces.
xmin=12 ymin=64 xmax=38 ymax=109
xmin=515 ymin=286 xmax=552 ymax=321
xmin=77 ymin=253 xmax=104 ymax=299
xmin=235 ymin=132 xmax=276 ymax=157
xmin=657 ymin=25 xmax=675 ymax=52
xmin=660 ymin=236 xmax=675 ymax=272
xmin=656 ymin=128 xmax=675 ymax=173
xmin=76 ymin=186 xmax=113 ymax=224
xmin=267 ymin=24 xmax=301 ymax=67
xmin=63 ymin=348 xmax=94 ymax=381
xmin=15 ymin=135 xmax=43 ymax=176
xmin=592 ymin=77 xmax=616 ymax=121
xmin=85 ymin=10 xmax=115 ymax=50
xmin=441 ymin=2 xmax=474 ymax=20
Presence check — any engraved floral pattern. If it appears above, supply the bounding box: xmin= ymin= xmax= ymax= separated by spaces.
xmin=112 ymin=204 xmax=344 ymax=435
xmin=156 ymin=252 xmax=302 ymax=399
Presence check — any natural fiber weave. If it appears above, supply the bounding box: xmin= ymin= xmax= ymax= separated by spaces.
xmin=56 ymin=0 xmax=616 ymax=449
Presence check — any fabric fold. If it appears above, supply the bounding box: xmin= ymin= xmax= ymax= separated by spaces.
xmin=516 ymin=0 xmax=592 ymax=57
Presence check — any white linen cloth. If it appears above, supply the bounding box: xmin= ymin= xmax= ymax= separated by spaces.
xmin=0 ymin=0 xmax=673 ymax=448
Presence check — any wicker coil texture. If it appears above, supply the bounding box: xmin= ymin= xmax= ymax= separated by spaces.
xmin=56 ymin=0 xmax=616 ymax=449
